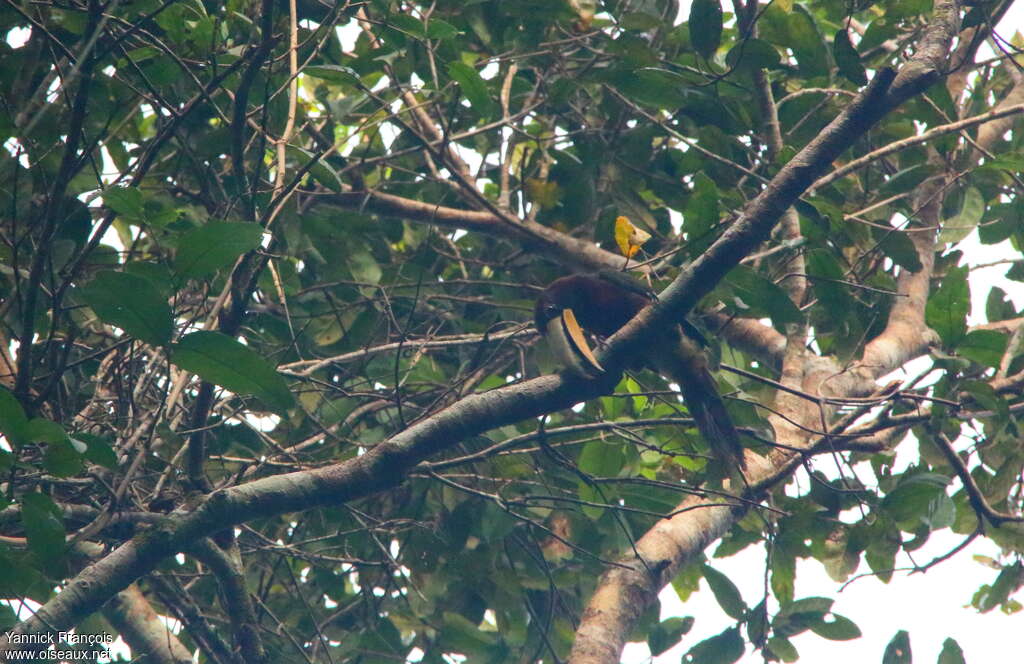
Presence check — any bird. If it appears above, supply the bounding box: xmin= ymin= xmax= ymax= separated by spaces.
xmin=534 ymin=273 xmax=747 ymax=471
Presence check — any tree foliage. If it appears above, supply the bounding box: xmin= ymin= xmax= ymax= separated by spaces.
xmin=0 ymin=0 xmax=1023 ymax=662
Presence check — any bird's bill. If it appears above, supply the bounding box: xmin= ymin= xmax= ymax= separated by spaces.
xmin=545 ymin=307 xmax=604 ymax=376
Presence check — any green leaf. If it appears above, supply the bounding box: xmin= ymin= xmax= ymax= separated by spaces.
xmin=173 ymin=221 xmax=264 ymax=278
xmin=771 ymin=552 xmax=796 ymax=605
xmin=684 ymin=626 xmax=744 ymax=664
xmin=926 ymin=265 xmax=969 ymax=346
xmin=703 ymin=564 xmax=747 ymax=620
xmin=388 ymin=14 xmax=426 ymax=38
xmin=103 ymin=186 xmax=145 ymax=221
xmin=621 ymin=11 xmax=662 ymax=31
xmin=426 ymin=18 xmax=460 ymax=39
xmin=577 ymin=441 xmax=624 ymax=477
xmin=611 ymin=68 xmax=687 ymax=110
xmin=304 ymin=65 xmax=362 ymax=87
xmin=21 ymin=493 xmax=66 ymax=570
xmin=806 ymin=249 xmax=854 ymax=314
xmin=784 ymin=596 xmax=834 ymax=615
xmin=80 ymin=271 xmax=174 ymax=346
xmin=980 ymin=561 xmax=1024 ymax=612
xmin=171 ymin=331 xmax=294 ymax=414
xmin=881 ymin=473 xmax=949 ymax=524
xmin=883 ymin=630 xmax=912 ymax=664
xmin=286 ymin=145 xmax=343 ymax=193
xmin=0 ymin=387 xmax=30 ymax=447
xmin=767 ymin=636 xmax=799 ymax=662
xmin=937 ymin=637 xmax=966 ymax=664
xmin=44 ymin=438 xmax=85 ymax=477
xmin=447 ymin=62 xmax=493 ymax=117
xmin=873 ymin=228 xmax=923 ymax=273
xmin=809 ymin=613 xmax=861 ymax=640
xmin=74 ymin=433 xmax=119 ymax=470
xmin=348 ymin=248 xmax=382 ymax=285
xmin=648 ymin=616 xmax=693 ymax=655
xmin=961 ymin=379 xmax=1010 ymax=421
xmin=440 ymin=611 xmax=496 ymax=653
xmin=724 ymin=265 xmax=802 ymax=331
xmin=833 ymin=29 xmax=867 ymax=85
xmin=787 ymin=8 xmax=829 ymax=78
xmin=26 ymin=418 xmax=69 ymax=444
xmin=939 ymin=187 xmax=985 ymax=245
xmin=725 ymin=38 xmax=781 ymax=71
xmin=689 ymin=0 xmax=723 ymax=58
xmin=957 ymin=330 xmax=1008 ymax=368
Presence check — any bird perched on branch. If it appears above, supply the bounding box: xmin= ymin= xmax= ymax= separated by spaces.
xmin=534 ymin=273 xmax=746 ymax=472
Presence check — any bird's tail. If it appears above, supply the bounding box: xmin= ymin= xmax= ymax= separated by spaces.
xmin=654 ymin=338 xmax=747 ymax=472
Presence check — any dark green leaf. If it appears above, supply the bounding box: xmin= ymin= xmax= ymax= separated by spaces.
xmin=883 ymin=631 xmax=912 ymax=664
xmin=684 ymin=626 xmax=744 ymax=664
xmin=173 ymin=222 xmax=264 ymax=278
xmin=22 ymin=493 xmax=66 ymax=570
xmin=881 ymin=474 xmax=949 ymax=524
xmin=0 ymin=387 xmax=30 ymax=447
xmin=961 ymin=379 xmax=1009 ymax=420
xmin=447 ymin=62 xmax=493 ymax=117
xmin=388 ymin=14 xmax=426 ymax=38
xmin=611 ymin=68 xmax=687 ymax=110
xmin=724 ymin=265 xmax=802 ymax=331
xmin=926 ymin=265 xmax=969 ymax=345
xmin=426 ymin=18 xmax=459 ymax=40
xmin=788 ymin=8 xmax=829 ymax=78
xmin=304 ymin=65 xmax=362 ymax=87
xmin=938 ymin=637 xmax=966 ymax=664
xmin=689 ymin=0 xmax=723 ymax=58
xmin=80 ymin=271 xmax=174 ymax=346
xmin=939 ymin=187 xmax=984 ymax=245
xmin=440 ymin=611 xmax=496 ymax=652
xmin=873 ymin=229 xmax=923 ymax=273
xmin=74 ymin=433 xmax=119 ymax=470
xmin=703 ymin=564 xmax=747 ymax=620
xmin=621 ymin=12 xmax=662 ymax=31
xmin=103 ymin=186 xmax=145 ymax=220
xmin=172 ymin=331 xmax=294 ymax=414
xmin=44 ymin=438 xmax=85 ymax=477
xmin=648 ymin=616 xmax=693 ymax=655
xmin=766 ymin=636 xmax=799 ymax=662
xmin=979 ymin=561 xmax=1024 ymax=612
xmin=286 ymin=145 xmax=343 ymax=192
xmin=784 ymin=596 xmax=834 ymax=616
xmin=26 ymin=418 xmax=69 ymax=444
xmin=725 ymin=38 xmax=781 ymax=70
xmin=577 ymin=440 xmax=624 ymax=477
xmin=772 ymin=552 xmax=796 ymax=605
xmin=957 ymin=330 xmax=1008 ymax=368
xmin=806 ymin=249 xmax=854 ymax=314
xmin=833 ymin=30 xmax=867 ymax=85
xmin=809 ymin=613 xmax=861 ymax=640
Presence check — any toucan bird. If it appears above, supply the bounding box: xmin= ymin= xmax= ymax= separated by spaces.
xmin=534 ymin=273 xmax=746 ymax=471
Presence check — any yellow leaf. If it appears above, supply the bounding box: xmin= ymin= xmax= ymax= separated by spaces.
xmin=526 ymin=178 xmax=561 ymax=210
xmin=614 ymin=216 xmax=651 ymax=259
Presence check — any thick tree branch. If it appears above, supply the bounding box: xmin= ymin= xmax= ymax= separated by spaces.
xmin=568 ymin=3 xmax=963 ymax=661
xmin=0 ymin=371 xmax=617 ymax=651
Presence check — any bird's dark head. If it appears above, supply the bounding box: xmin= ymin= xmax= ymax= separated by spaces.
xmin=535 ymin=274 xmax=648 ymax=338
xmin=533 ymin=277 xmax=583 ymax=334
